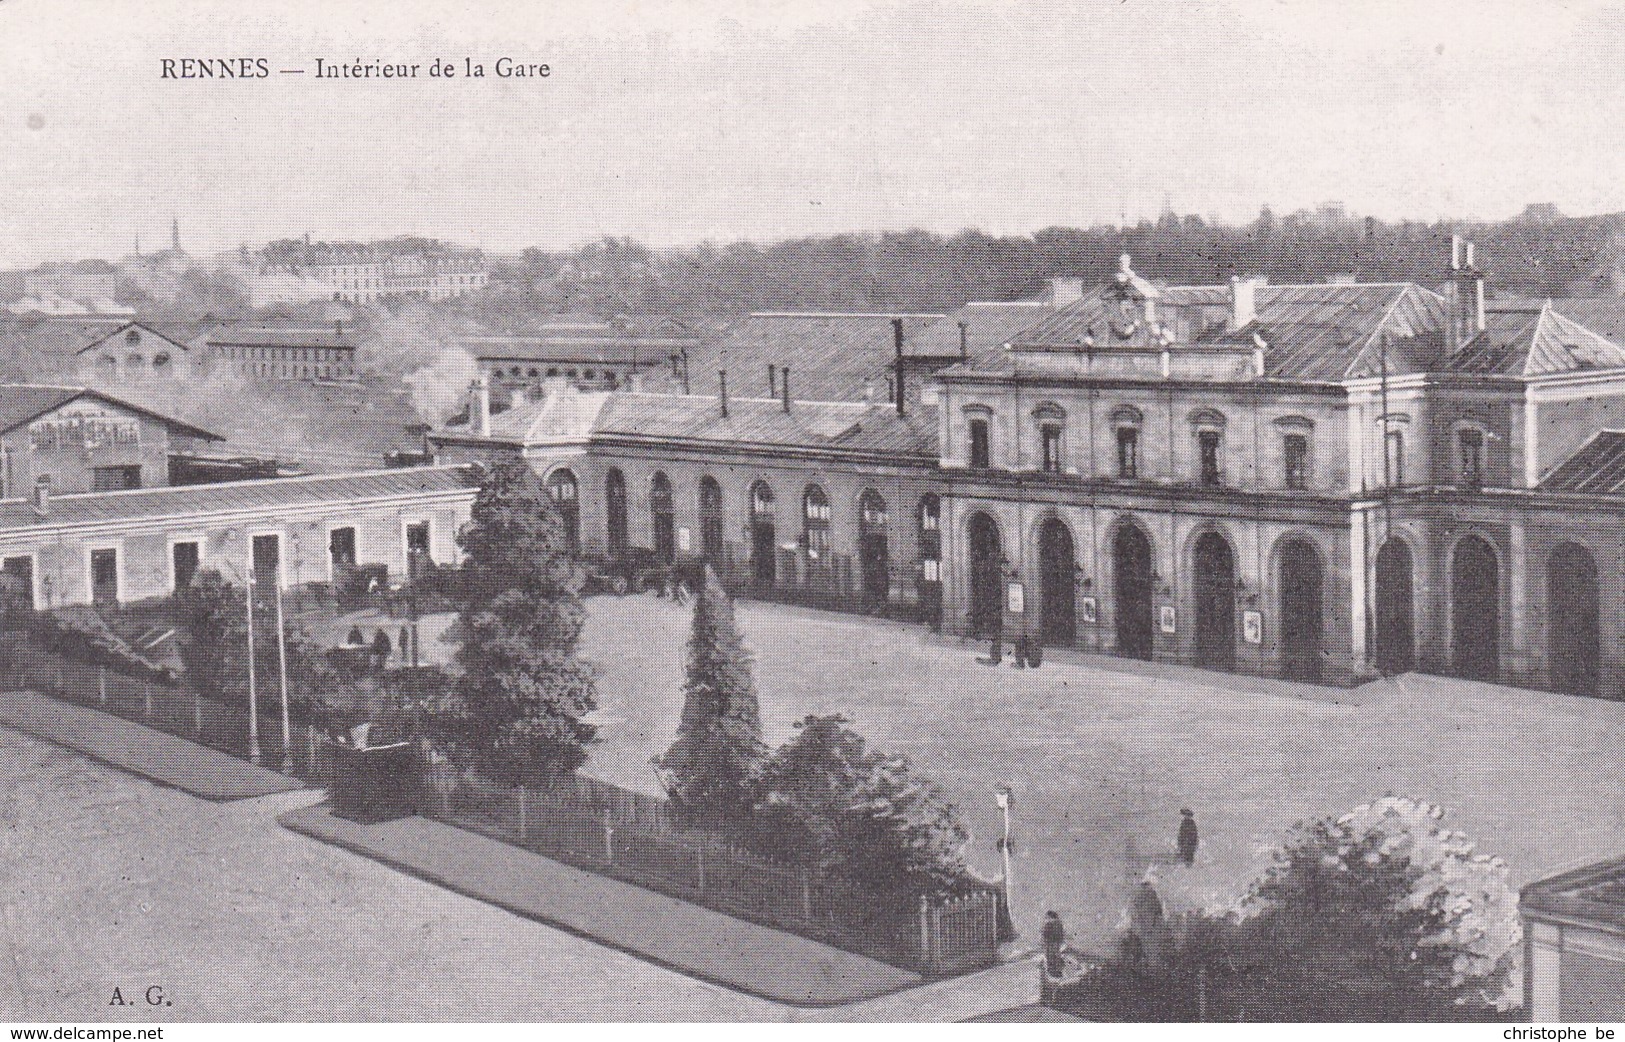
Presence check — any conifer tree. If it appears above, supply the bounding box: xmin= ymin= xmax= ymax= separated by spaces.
xmin=412 ymin=460 xmax=596 ymax=783
xmin=656 ymin=564 xmax=764 ymax=827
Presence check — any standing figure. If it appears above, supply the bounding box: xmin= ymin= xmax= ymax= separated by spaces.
xmin=1177 ymin=808 xmax=1199 ymax=866
xmin=1041 ymin=911 xmax=1067 ymax=978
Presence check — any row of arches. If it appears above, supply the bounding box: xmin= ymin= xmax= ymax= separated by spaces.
xmin=1373 ymin=534 xmax=1600 ymax=695
xmin=964 ymin=513 xmax=1328 ymax=679
xmin=587 ymin=468 xmax=943 ymax=608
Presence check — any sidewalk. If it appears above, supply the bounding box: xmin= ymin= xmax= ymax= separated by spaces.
xmin=0 ymin=689 xmax=306 ymax=801
xmin=280 ymin=801 xmax=924 ymax=1007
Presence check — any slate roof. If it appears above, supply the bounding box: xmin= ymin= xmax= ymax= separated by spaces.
xmin=0 ymin=465 xmax=476 ymax=533
xmin=0 ymin=383 xmax=222 ymax=441
xmin=463 ymin=333 xmax=699 ymax=366
xmin=1001 ymin=282 xmax=1450 ymax=383
xmin=906 ymin=301 xmax=1054 ymax=364
xmin=202 ymin=324 xmax=358 ymax=350
xmin=639 ymin=312 xmax=944 ymax=403
xmin=1538 ymin=431 xmax=1625 ymax=494
xmin=75 ymin=321 xmax=197 ymax=356
xmin=594 ymin=392 xmax=939 ymax=458
xmin=110 ymin=376 xmax=426 ymax=472
xmin=1446 ymin=303 xmax=1625 ymax=376
xmin=1522 ymin=854 xmax=1625 ymax=934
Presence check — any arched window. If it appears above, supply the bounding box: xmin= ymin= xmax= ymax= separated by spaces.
xmin=650 ymin=472 xmax=676 ymax=562
xmin=802 ymin=485 xmax=831 ymax=560
xmin=152 ymin=352 xmax=172 ymax=376
xmin=748 ymin=481 xmax=777 ymax=584
xmin=698 ymin=476 xmax=724 ymax=560
xmin=127 ymin=353 xmax=143 ymax=370
xmin=605 ymin=468 xmax=628 ymax=554
xmin=1455 ymin=423 xmax=1489 ymax=488
xmin=124 ymin=329 xmax=141 ymax=345
xmin=857 ymin=489 xmax=889 ymax=604
xmin=545 ymin=468 xmax=580 ymax=551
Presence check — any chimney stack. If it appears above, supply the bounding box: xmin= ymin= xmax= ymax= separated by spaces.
xmin=892 ymin=317 xmax=906 ymax=416
xmin=958 ymin=320 xmax=969 ymax=362
xmin=471 ymin=376 xmax=491 ymax=437
xmin=31 ymin=475 xmax=49 ymax=516
xmin=781 ymin=367 xmax=791 ymax=413
xmin=718 ymin=369 xmax=729 ymax=418
xmin=1229 ymin=276 xmax=1258 ymax=330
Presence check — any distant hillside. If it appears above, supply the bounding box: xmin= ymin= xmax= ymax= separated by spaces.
xmin=476 ymin=212 xmax=1625 ymax=319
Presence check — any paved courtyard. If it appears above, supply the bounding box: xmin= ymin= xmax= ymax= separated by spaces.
xmin=0 ymin=726 xmax=776 ymax=1021
xmin=580 ymin=594 xmax=1625 ymax=951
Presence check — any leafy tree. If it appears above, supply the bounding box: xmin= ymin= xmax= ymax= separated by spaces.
xmin=748 ymin=714 xmax=972 ymax=904
xmin=408 ymin=459 xmax=596 ymax=783
xmin=1087 ymin=796 xmax=1521 ymax=1021
xmin=175 ymin=569 xmax=248 ymax=701
xmin=655 ymin=565 xmax=765 ymax=828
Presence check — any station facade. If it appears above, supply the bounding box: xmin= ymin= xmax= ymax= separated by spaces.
xmin=434 ymin=251 xmax=1625 ymax=698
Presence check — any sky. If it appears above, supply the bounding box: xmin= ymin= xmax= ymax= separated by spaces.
xmin=5 ymin=0 xmax=1625 ymax=266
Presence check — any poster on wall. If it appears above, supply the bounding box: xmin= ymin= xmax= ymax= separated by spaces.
xmin=1006 ymin=581 xmax=1025 ymax=614
xmin=1080 ymin=596 xmax=1098 ymax=624
xmin=1159 ymin=605 xmax=1177 ymax=634
xmin=1243 ymin=610 xmax=1263 ymax=644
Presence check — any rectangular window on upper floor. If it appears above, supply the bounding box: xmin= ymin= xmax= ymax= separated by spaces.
xmin=1283 ymin=434 xmax=1309 ymax=490
xmin=1116 ymin=427 xmax=1139 ymax=479
xmin=1199 ymin=430 xmax=1223 ymax=486
xmin=968 ymin=417 xmax=991 ymax=469
xmin=1041 ymin=423 xmax=1063 ymax=473
xmin=1458 ymin=428 xmax=1484 ymax=488
xmin=1385 ymin=430 xmax=1406 ymax=487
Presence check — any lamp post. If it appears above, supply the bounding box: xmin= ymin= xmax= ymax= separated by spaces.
xmin=274 ymin=540 xmax=292 ymax=774
xmin=220 ymin=540 xmax=261 ymax=766
xmin=995 ymin=784 xmax=1016 ymax=932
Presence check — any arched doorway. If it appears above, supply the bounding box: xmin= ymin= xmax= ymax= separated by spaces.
xmin=967 ymin=512 xmax=1002 ymax=639
xmin=544 ymin=468 xmax=580 ymax=552
xmin=1113 ymin=524 xmax=1154 ymax=660
xmin=1038 ymin=518 xmax=1076 ymax=646
xmin=605 ymin=469 xmax=628 ymax=555
xmin=1374 ymin=539 xmax=1414 ymax=673
xmin=1279 ymin=539 xmax=1324 ymax=681
xmin=749 ymin=482 xmax=776 ymax=585
xmin=1451 ymin=534 xmax=1499 ymax=681
xmin=698 ymin=477 xmax=724 ymax=562
xmin=650 ymin=472 xmax=676 ymax=563
xmin=858 ymin=490 xmax=889 ymax=608
xmin=1548 ymin=543 xmax=1600 ymax=696
xmin=1193 ymin=532 xmax=1236 ymax=670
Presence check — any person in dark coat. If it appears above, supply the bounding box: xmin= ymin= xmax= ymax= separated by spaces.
xmin=1177 ymin=808 xmax=1199 ymax=865
xmin=1041 ymin=911 xmax=1067 ymax=978
xmin=1128 ymin=878 xmax=1169 ymax=964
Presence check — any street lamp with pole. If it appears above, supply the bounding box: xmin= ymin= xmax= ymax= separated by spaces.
xmin=995 ymin=784 xmax=1016 ymax=933
xmin=220 ymin=537 xmax=261 ymax=766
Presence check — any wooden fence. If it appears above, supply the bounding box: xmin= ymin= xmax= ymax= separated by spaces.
xmin=12 ymin=650 xmax=336 ymax=784
xmin=416 ymin=759 xmax=1000 ymax=976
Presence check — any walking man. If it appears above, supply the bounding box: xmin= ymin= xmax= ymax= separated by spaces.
xmin=1177 ymin=808 xmax=1199 ymax=866
xmin=1041 ymin=911 xmax=1067 ymax=978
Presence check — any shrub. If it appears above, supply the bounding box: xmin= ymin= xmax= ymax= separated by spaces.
xmin=655 ymin=564 xmax=765 ymax=829
xmin=1077 ymin=796 xmax=1521 ymax=1021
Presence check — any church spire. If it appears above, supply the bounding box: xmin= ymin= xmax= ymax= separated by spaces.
xmin=170 ymin=216 xmax=180 ymax=253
